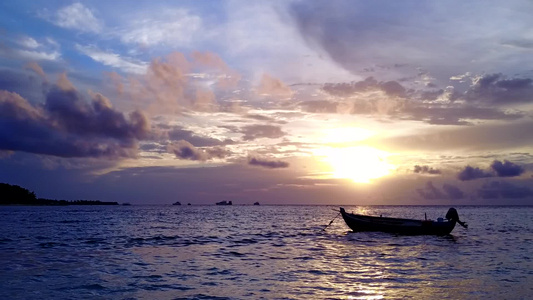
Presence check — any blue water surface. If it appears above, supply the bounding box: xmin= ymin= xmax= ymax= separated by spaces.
xmin=0 ymin=205 xmax=531 ymax=299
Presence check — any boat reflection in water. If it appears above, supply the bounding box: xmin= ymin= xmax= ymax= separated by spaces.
xmin=340 ymin=207 xmax=468 ymax=235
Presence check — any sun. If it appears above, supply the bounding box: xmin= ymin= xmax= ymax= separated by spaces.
xmin=314 ymin=146 xmax=395 ymax=183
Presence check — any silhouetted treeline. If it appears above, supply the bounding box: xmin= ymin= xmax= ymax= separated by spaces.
xmin=0 ymin=183 xmax=118 ymax=206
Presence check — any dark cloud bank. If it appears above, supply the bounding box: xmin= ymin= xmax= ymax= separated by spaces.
xmin=417 ymin=181 xmax=464 ymax=200
xmin=477 ymin=181 xmax=533 ymax=199
xmin=0 ymin=76 xmax=150 ymax=158
xmin=458 ymin=160 xmax=525 ymax=181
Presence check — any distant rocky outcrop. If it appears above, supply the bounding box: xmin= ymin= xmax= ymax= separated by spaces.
xmin=215 ymin=200 xmax=232 ymax=205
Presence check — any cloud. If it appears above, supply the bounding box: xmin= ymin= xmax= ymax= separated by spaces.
xmin=117 ymin=9 xmax=201 ymax=47
xmin=256 ymin=73 xmax=293 ymax=98
xmin=18 ymin=37 xmax=40 ymax=49
xmin=107 ymin=51 xmax=240 ymax=114
xmin=46 ymin=87 xmax=149 ymax=140
xmin=167 ymin=140 xmax=208 ymax=161
xmin=167 ymin=140 xmax=229 ymax=161
xmin=241 ymin=125 xmax=286 ymax=141
xmin=76 ymin=45 xmax=147 ymax=74
xmin=299 ymin=100 xmax=339 ymax=114
xmin=490 ymin=160 xmax=525 ymax=177
xmin=417 ymin=181 xmax=445 ymax=200
xmin=0 ymin=45 xmax=60 ymax=62
xmin=323 ymin=77 xmax=406 ymax=98
xmin=190 ymin=51 xmax=241 ymax=89
xmin=457 ymin=160 xmax=525 ymax=181
xmin=373 ymin=121 xmax=533 ymax=152
xmin=248 ymin=156 xmax=289 ymax=169
xmin=464 ymin=73 xmax=533 ymax=105
xmin=317 ymin=75 xmax=523 ymax=125
xmin=442 ymin=184 xmax=464 ymax=200
xmin=52 ymin=3 xmax=103 ymax=33
xmin=401 ymin=103 xmax=523 ymax=126
xmin=501 ymin=39 xmax=533 ymax=50
xmin=477 ymin=181 xmax=533 ymax=199
xmin=0 ymin=69 xmax=45 ymax=101
xmin=0 ymin=74 xmax=150 ymax=158
xmin=24 ymin=62 xmax=47 ymax=80
xmin=417 ymin=181 xmax=464 ymax=200
xmin=288 ymin=1 xmax=533 ymax=84
xmin=414 ymin=165 xmax=441 ymax=175
xmin=244 ymin=114 xmax=287 ymax=124
xmin=457 ymin=166 xmax=493 ymax=181
xmin=167 ymin=127 xmax=234 ymax=147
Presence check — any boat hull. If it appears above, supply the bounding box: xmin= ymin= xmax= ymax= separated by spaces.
xmin=340 ymin=208 xmax=456 ymax=235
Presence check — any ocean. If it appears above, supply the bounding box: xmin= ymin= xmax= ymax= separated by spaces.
xmin=0 ymin=205 xmax=531 ymax=299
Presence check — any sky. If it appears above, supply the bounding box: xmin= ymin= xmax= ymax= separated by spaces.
xmin=1 ymin=0 xmax=533 ymax=205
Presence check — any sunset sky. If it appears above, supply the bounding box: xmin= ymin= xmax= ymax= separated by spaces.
xmin=1 ymin=1 xmax=533 ymax=205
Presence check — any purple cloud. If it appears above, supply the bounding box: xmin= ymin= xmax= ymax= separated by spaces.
xmin=167 ymin=140 xmax=230 ymax=161
xmin=241 ymin=125 xmax=286 ymax=141
xmin=442 ymin=184 xmax=464 ymax=200
xmin=478 ymin=181 xmax=533 ymax=199
xmin=417 ymin=181 xmax=464 ymax=200
xmin=464 ymin=73 xmax=533 ymax=104
xmin=0 ymin=79 xmax=149 ymax=158
xmin=490 ymin=160 xmax=525 ymax=177
xmin=457 ymin=165 xmax=493 ymax=181
xmin=167 ymin=126 xmax=234 ymax=147
xmin=168 ymin=140 xmax=208 ymax=161
xmin=414 ymin=165 xmax=441 ymax=175
xmin=416 ymin=181 xmax=445 ymax=200
xmin=458 ymin=160 xmax=525 ymax=181
xmin=248 ymin=157 xmax=289 ymax=169
xmin=322 ymin=77 xmax=406 ymax=98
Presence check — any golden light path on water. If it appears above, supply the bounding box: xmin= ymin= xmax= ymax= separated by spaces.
xmin=314 ymin=127 xmax=396 ymax=183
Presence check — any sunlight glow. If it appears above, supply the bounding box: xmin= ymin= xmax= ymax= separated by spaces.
xmin=314 ymin=146 xmax=395 ymax=183
xmin=321 ymin=127 xmax=375 ymax=144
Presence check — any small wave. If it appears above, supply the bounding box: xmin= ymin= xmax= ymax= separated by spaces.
xmin=206 ymin=268 xmax=232 ymax=276
xmin=80 ymin=284 xmax=106 ymax=290
xmin=38 ymin=242 xmax=69 ymax=248
xmin=139 ymin=284 xmax=193 ymax=291
xmin=227 ymin=251 xmax=246 ymax=257
xmin=58 ymin=220 xmax=85 ymax=224
xmin=231 ymin=238 xmax=258 ymax=245
xmin=174 ymin=294 xmax=231 ymax=300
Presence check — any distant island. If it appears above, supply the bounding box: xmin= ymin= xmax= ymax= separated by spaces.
xmin=216 ymin=200 xmax=232 ymax=205
xmin=0 ymin=183 xmax=118 ymax=206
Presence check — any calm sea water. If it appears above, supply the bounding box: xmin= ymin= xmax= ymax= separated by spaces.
xmin=0 ymin=205 xmax=531 ymax=299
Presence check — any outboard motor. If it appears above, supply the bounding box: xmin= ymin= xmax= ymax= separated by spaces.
xmin=446 ymin=208 xmax=468 ymax=228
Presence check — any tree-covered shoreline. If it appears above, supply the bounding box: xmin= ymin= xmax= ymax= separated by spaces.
xmin=0 ymin=183 xmax=118 ymax=206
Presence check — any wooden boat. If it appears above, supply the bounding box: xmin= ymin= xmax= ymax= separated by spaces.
xmin=339 ymin=207 xmax=467 ymax=235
